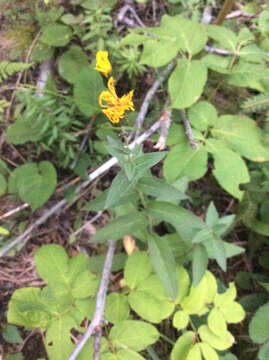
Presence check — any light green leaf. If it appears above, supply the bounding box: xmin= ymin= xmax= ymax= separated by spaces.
xmin=259 ymin=9 xmax=269 ymax=33
xmin=206 ymin=202 xmax=219 ymax=227
xmin=220 ymin=301 xmax=245 ymax=323
xmin=74 ymin=67 xmax=104 ymax=117
xmin=249 ymin=302 xmax=269 ymax=343
xmin=71 ymin=271 xmax=99 ymax=299
xmin=0 ymin=226 xmax=9 ymax=235
xmin=208 ymin=308 xmax=227 ymax=336
xmin=58 ymin=45 xmax=89 ymax=84
xmin=214 ymin=283 xmax=236 ymax=307
xmin=140 ymin=39 xmax=178 ymax=67
xmin=169 ymin=59 xmax=207 ymax=109
xmin=124 ymin=251 xmax=153 ymax=289
xmin=8 ymin=161 xmax=57 ymax=211
xmin=198 ymin=325 xmax=234 ymax=350
xmin=192 ymin=244 xmax=208 ymax=287
xmin=120 ymin=33 xmax=148 ymax=47
xmin=204 ymin=271 xmax=217 ymax=304
xmin=105 ymin=293 xmax=130 ymax=324
xmin=45 ymin=315 xmax=76 ymax=360
xmin=128 ymin=275 xmax=175 ymax=323
xmin=68 ymin=253 xmax=87 ymax=284
xmin=7 ymin=288 xmax=50 ymax=330
xmin=148 ymin=234 xmax=178 ymax=300
xmin=147 ymin=201 xmax=205 ymax=242
xmin=211 ymin=115 xmax=269 ymax=162
xmin=206 ymin=139 xmax=249 ymax=200
xmin=258 ymin=343 xmax=269 ymax=360
xmin=176 ymin=266 xmax=190 ymax=303
xmin=238 ymin=44 xmax=267 ymax=63
xmin=186 ymin=344 xmax=202 ymax=360
xmin=188 ymin=101 xmax=218 ymax=131
xmin=35 ymin=244 xmax=69 ymax=284
xmin=199 ymin=342 xmax=218 ymax=360
xmin=202 ymin=54 xmax=231 ymax=74
xmin=163 ymin=142 xmax=208 ymax=182
xmin=171 ymin=331 xmax=195 ymax=360
xmin=181 ymin=275 xmax=208 ymax=314
xmin=40 ymin=24 xmax=72 ymax=47
xmin=90 ymin=212 xmax=147 ymax=243
xmin=207 ymin=25 xmax=237 ymax=51
xmin=173 ymin=311 xmax=189 ymax=330
xmin=109 ymin=320 xmax=159 ymax=351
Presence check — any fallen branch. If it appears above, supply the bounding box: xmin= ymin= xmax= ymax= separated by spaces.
xmin=68 ymin=239 xmax=116 ymax=360
xmin=0 ymin=120 xmax=161 ymax=257
xmin=180 ymin=109 xmax=198 ymax=150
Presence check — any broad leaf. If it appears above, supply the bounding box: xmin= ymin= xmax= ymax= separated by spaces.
xmin=171 ymin=331 xmax=195 ymax=360
xmin=105 ymin=293 xmax=130 ymax=324
xmin=40 ymin=24 xmax=72 ymax=47
xmin=163 ymin=142 xmax=208 ymax=182
xmin=249 ymin=302 xmax=269 ymax=343
xmin=206 ymin=139 xmax=250 ymax=200
xmin=192 ymin=244 xmax=208 ymax=287
xmin=188 ymin=101 xmax=218 ymax=131
xmin=169 ymin=59 xmax=207 ymax=109
xmin=207 ymin=25 xmax=237 ymax=51
xmin=124 ymin=251 xmax=153 ymax=289
xmin=58 ymin=46 xmax=89 ymax=83
xmin=198 ymin=325 xmax=234 ymax=350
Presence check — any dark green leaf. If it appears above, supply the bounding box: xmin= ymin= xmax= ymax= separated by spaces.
xmin=192 ymin=244 xmax=208 ymax=286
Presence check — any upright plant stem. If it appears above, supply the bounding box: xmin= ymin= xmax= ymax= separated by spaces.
xmin=214 ymin=0 xmax=235 ymax=25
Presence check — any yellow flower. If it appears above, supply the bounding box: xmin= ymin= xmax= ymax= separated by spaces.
xmin=95 ymin=50 xmax=112 ymax=77
xmin=99 ymin=77 xmax=134 ymax=124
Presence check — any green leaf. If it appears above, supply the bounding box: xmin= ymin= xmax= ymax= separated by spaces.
xmin=220 ymin=301 xmax=245 ymax=323
xmin=210 ymin=236 xmax=227 ymax=271
xmin=40 ymin=24 xmax=72 ymax=47
xmin=105 ymin=293 xmax=130 ymax=324
xmin=124 ymin=251 xmax=153 ymax=289
xmin=73 ymin=153 xmax=91 ymax=180
xmin=249 ymin=302 xmax=269 ymax=343
xmin=90 ymin=212 xmax=147 ymax=243
xmin=71 ymin=271 xmax=99 ymax=299
xmin=73 ymin=67 xmax=105 ymax=116
xmin=128 ymin=275 xmax=175 ymax=323
xmin=199 ymin=343 xmax=218 ymax=360
xmin=137 ymin=176 xmax=187 ymax=202
xmin=147 ymin=201 xmax=205 ymax=242
xmin=214 ymin=283 xmax=236 ymax=307
xmin=3 ymin=324 xmax=23 ymax=344
xmin=173 ymin=311 xmax=189 ymax=330
xmin=238 ymin=44 xmax=267 ymax=63
xmin=163 ymin=142 xmax=208 ymax=182
xmin=259 ymin=9 xmax=269 ymax=33
xmin=208 ymin=308 xmax=227 ymax=336
xmin=148 ymin=234 xmax=178 ymax=300
xmin=206 ymin=139 xmax=250 ymax=200
xmin=208 ymin=25 xmax=237 ymax=51
xmin=206 ymin=202 xmax=219 ymax=227
xmin=181 ymin=275 xmax=208 ymax=314
xmin=169 ymin=59 xmax=207 ymax=109
xmin=133 ymin=152 xmax=167 ymax=182
xmin=171 ymin=331 xmax=195 ymax=360
xmin=45 ymin=315 xmax=76 ymax=360
xmin=105 ymin=170 xmax=133 ymax=209
xmin=192 ymin=244 xmax=208 ymax=287
xmin=35 ymin=244 xmax=69 ymax=284
xmin=58 ymin=45 xmax=89 ymax=84
xmin=140 ymin=39 xmax=178 ymax=67
xmin=8 ymin=161 xmax=57 ymax=211
xmin=211 ymin=115 xmax=269 ymax=162
xmin=198 ymin=325 xmax=234 ymax=350
xmin=202 ymin=54 xmax=231 ymax=74
xmin=186 ymin=344 xmax=202 ymax=360
xmin=176 ymin=266 xmax=191 ymax=303
xmin=188 ymin=101 xmax=218 ymax=131
xmin=0 ymin=173 xmax=6 ymax=196
xmin=258 ymin=343 xmax=269 ymax=360
xmin=68 ymin=253 xmax=87 ymax=283
xmin=161 ymin=15 xmax=207 ymax=56
xmin=0 ymin=226 xmax=9 ymax=235
xmin=109 ymin=320 xmax=159 ymax=351
xmin=7 ymin=288 xmax=50 ymax=330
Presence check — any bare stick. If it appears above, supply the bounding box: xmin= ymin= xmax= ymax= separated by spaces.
xmin=0 ymin=120 xmax=161 ymax=257
xmin=154 ymin=100 xmax=172 ymax=151
xmin=93 ymin=328 xmax=102 ymax=360
xmin=116 ymin=5 xmax=145 ymax=28
xmin=133 ymin=60 xmax=176 ymax=138
xmin=72 ymin=212 xmax=103 ymax=237
xmin=36 ymin=59 xmax=52 ymax=97
xmin=180 ymin=110 xmax=198 ymax=150
xmin=68 ymin=239 xmax=116 ymax=360
xmin=0 ymin=203 xmax=30 ymax=221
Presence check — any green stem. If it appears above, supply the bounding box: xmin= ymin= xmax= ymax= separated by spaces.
xmin=159 ymin=332 xmax=175 ymax=346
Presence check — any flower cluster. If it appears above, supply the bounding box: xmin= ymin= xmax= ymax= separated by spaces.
xmin=95 ymin=51 xmax=134 ymax=124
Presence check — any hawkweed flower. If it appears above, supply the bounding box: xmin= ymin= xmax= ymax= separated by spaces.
xmin=95 ymin=50 xmax=112 ymax=77
xmin=99 ymin=76 xmax=134 ymax=124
